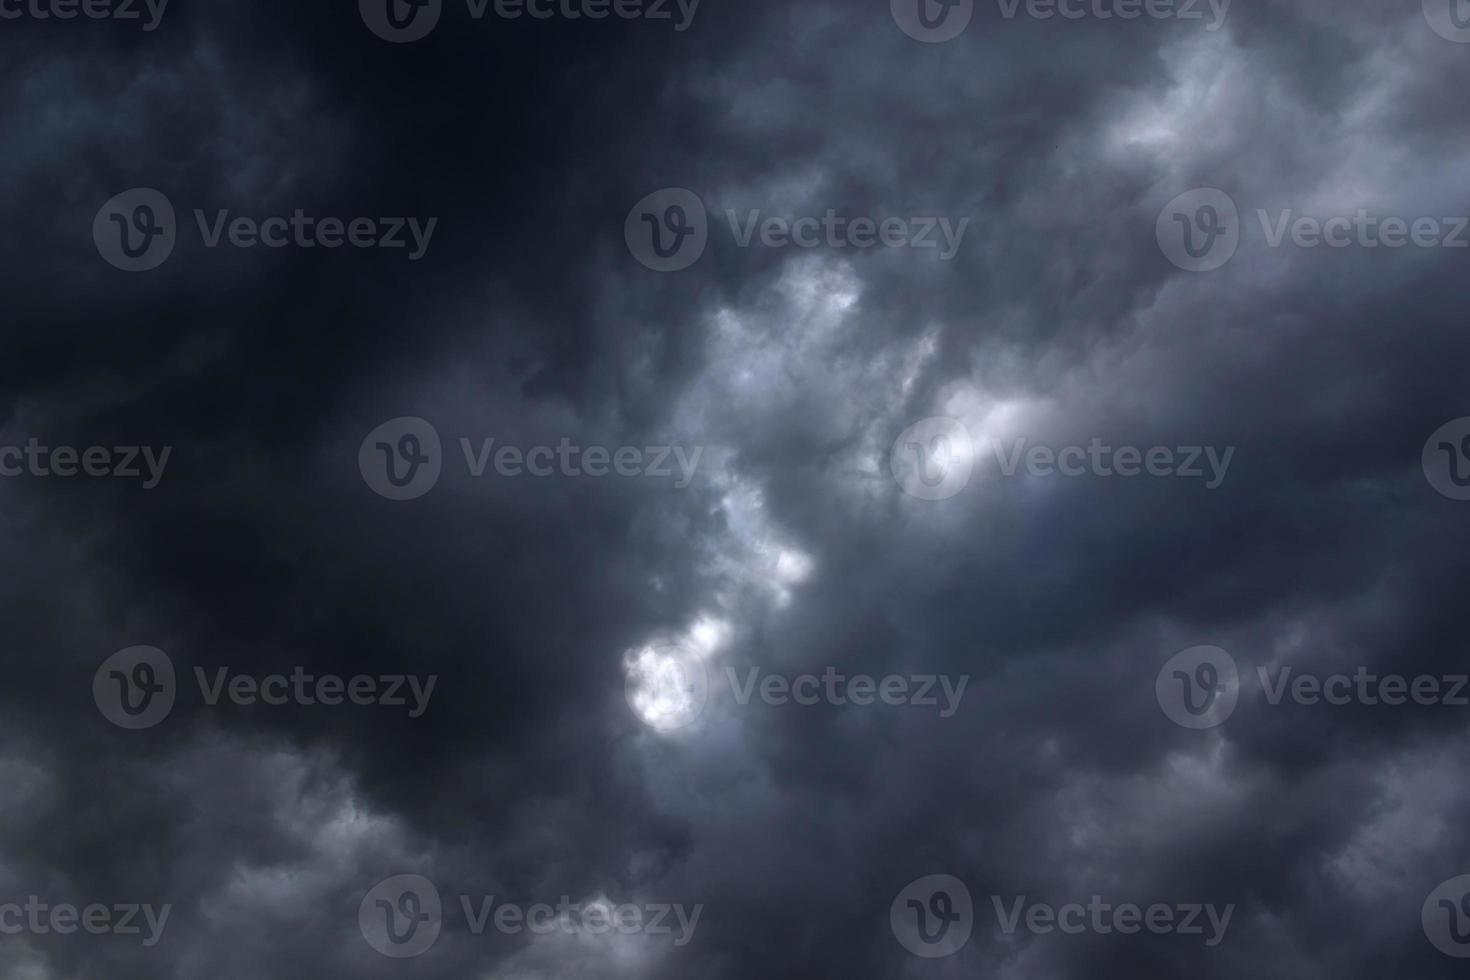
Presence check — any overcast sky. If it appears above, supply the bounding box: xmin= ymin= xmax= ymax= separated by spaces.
xmin=3 ymin=0 xmax=1470 ymax=977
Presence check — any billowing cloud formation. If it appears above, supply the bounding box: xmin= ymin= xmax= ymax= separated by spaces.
xmin=2 ymin=0 xmax=1469 ymax=977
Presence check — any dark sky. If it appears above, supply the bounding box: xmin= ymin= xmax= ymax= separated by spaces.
xmin=4 ymin=0 xmax=1470 ymax=977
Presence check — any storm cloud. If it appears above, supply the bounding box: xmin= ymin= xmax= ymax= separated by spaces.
xmin=2 ymin=0 xmax=1469 ymax=977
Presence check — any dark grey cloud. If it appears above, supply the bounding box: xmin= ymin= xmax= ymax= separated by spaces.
xmin=2 ymin=0 xmax=1469 ymax=977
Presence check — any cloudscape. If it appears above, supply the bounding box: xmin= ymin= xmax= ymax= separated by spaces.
xmin=3 ymin=0 xmax=1470 ymax=977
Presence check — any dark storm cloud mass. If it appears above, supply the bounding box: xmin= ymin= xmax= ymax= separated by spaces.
xmin=2 ymin=0 xmax=1469 ymax=977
